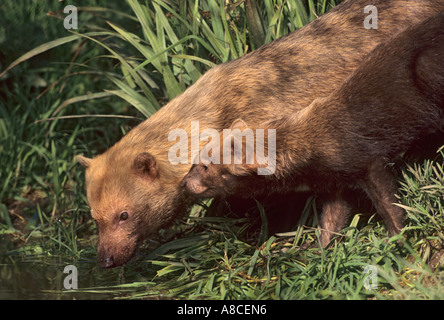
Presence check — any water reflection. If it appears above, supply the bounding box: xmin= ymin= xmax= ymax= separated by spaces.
xmin=0 ymin=252 xmax=156 ymax=299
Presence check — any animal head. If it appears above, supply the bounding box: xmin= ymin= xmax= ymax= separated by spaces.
xmin=179 ymin=162 xmax=239 ymax=198
xmin=78 ymin=150 xmax=187 ymax=268
xmin=180 ymin=119 xmax=264 ymax=198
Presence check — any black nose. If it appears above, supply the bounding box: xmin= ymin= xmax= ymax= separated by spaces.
xmin=98 ymin=256 xmax=115 ymax=268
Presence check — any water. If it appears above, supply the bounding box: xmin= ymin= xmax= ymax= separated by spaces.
xmin=0 ymin=251 xmax=157 ymax=300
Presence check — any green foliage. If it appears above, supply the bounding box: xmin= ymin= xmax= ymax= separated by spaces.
xmin=398 ymin=148 xmax=444 ymax=273
xmin=137 ymin=190 xmax=444 ymax=299
xmin=2 ymin=0 xmax=340 ymax=117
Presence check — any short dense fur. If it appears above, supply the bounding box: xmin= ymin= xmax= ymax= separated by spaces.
xmin=181 ymin=14 xmax=444 ymax=247
xmin=78 ymin=0 xmax=444 ymax=267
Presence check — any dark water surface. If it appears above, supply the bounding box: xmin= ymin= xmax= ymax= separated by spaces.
xmin=0 ymin=245 xmax=156 ymax=299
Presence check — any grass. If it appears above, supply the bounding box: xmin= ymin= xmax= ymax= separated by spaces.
xmin=0 ymin=0 xmax=443 ymax=300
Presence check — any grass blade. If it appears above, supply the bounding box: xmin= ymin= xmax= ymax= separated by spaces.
xmin=0 ymin=32 xmax=109 ymax=78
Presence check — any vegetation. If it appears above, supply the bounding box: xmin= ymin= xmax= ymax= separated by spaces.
xmin=0 ymin=0 xmax=442 ymax=300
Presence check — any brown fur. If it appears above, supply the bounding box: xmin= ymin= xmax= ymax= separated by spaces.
xmin=78 ymin=0 xmax=444 ymax=267
xmin=181 ymin=14 xmax=444 ymax=247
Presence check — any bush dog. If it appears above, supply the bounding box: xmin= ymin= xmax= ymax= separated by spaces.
xmin=181 ymin=14 xmax=444 ymax=247
xmin=77 ymin=0 xmax=444 ymax=267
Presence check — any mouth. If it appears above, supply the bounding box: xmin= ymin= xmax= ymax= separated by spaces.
xmin=98 ymin=255 xmax=117 ymax=268
xmin=97 ymin=237 xmax=139 ymax=268
xmin=98 ymin=248 xmax=137 ymax=268
xmin=180 ymin=179 xmax=209 ymax=195
xmin=188 ymin=183 xmax=209 ymax=195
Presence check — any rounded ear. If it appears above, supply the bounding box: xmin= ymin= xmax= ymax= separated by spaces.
xmin=77 ymin=155 xmax=92 ymax=168
xmin=133 ymin=152 xmax=158 ymax=180
xmin=230 ymin=118 xmax=249 ymax=131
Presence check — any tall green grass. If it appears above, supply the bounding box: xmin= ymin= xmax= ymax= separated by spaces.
xmin=0 ymin=0 xmax=133 ymax=255
xmin=2 ymin=0 xmax=340 ymax=118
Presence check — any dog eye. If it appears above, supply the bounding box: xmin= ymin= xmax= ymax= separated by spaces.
xmin=120 ymin=211 xmax=129 ymax=221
